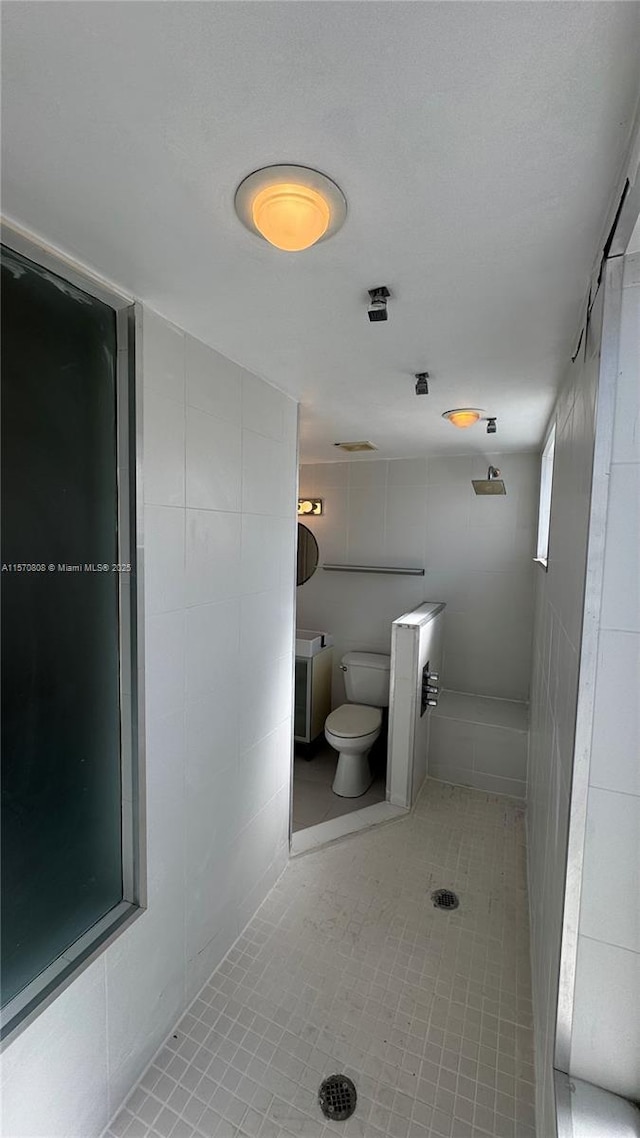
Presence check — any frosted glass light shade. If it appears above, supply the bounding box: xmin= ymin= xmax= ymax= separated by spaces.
xmin=252 ymin=184 xmax=330 ymax=251
xmin=442 ymin=409 xmax=484 ymax=429
xmin=235 ymin=165 xmax=347 ymax=252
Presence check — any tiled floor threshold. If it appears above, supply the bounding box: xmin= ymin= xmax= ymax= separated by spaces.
xmin=292 ymin=744 xmax=386 ymax=833
xmin=105 ymin=781 xmax=535 ymax=1138
xmin=291 ymin=800 xmax=409 ymax=857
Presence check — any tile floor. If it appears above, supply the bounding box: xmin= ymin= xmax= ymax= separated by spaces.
xmin=292 ymin=742 xmax=386 ymax=832
xmin=105 ymin=781 xmax=535 ymax=1138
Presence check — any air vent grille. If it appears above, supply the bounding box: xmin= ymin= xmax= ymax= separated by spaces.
xmin=333 ymin=440 xmax=378 ymax=453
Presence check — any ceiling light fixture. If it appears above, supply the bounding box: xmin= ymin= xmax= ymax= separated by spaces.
xmin=442 ymin=408 xmax=485 ymax=429
xmin=367 ymin=286 xmax=390 ymax=322
xmin=234 ymin=165 xmax=347 ymax=252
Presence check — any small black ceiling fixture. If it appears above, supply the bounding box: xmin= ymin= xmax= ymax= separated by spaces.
xmin=367 ymin=286 xmax=390 ymax=322
xmin=486 ymin=417 xmax=497 ymax=435
xmin=415 ymin=372 xmax=429 ymax=395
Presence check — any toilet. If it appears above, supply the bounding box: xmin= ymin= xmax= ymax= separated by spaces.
xmin=324 ymin=652 xmax=391 ymax=797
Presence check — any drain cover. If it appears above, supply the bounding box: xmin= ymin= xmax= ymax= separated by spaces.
xmin=432 ymin=888 xmax=459 ymax=911
xmin=318 ymin=1075 xmax=357 ymax=1120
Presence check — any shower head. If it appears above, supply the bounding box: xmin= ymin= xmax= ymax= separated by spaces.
xmin=472 ymin=466 xmax=506 ymax=495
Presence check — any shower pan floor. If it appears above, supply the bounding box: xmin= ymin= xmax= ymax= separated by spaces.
xmin=106 ymin=781 xmax=535 ymax=1138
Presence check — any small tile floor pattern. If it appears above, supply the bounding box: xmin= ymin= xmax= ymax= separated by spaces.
xmin=105 ymin=782 xmax=535 ymax=1138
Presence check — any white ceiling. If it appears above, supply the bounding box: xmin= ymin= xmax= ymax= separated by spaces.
xmin=2 ymin=2 xmax=640 ymax=461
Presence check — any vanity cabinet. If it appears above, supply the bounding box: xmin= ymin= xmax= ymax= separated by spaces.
xmin=294 ymin=646 xmax=333 ymax=743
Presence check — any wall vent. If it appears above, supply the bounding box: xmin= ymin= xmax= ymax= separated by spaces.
xmin=333 ymin=440 xmax=378 ymax=452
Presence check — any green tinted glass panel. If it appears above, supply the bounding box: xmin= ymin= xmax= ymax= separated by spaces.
xmin=1 ymin=245 xmax=123 ymax=1005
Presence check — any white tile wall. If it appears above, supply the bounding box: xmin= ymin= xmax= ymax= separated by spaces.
xmin=0 ymin=308 xmax=298 ymax=1138
xmin=526 ymin=291 xmax=602 ymax=1136
xmin=569 ymin=256 xmax=640 ymax=1100
xmin=144 ymin=309 xmax=185 ymax=403
xmin=144 ymin=391 xmax=185 ymax=508
xmin=430 ymin=693 xmax=529 ymax=800
xmin=185 ymin=406 xmax=242 ymax=512
xmin=590 ymin=630 xmax=640 ymax=796
xmin=147 ymin=506 xmax=186 ymax=614
xmin=0 ymin=957 xmax=109 ymax=1138
xmin=297 ymin=453 xmax=538 ymax=710
xmin=528 ymin=252 xmax=640 ymax=1126
xmin=185 ymin=509 xmax=242 ymax=607
xmin=570 ymin=937 xmax=640 ymax=1099
xmin=185 ymin=333 xmax=242 ymax=423
xmin=242 ymin=430 xmax=292 ymax=518
xmin=599 ymin=462 xmax=640 ymax=633
xmin=185 ymin=599 xmax=240 ymax=705
xmin=579 ymin=788 xmax=640 ymax=954
xmin=556 ymin=1072 xmax=640 ymax=1137
xmin=147 ymin=610 xmax=187 ymax=721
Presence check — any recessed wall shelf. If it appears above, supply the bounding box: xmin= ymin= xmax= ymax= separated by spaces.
xmin=322 ymin=564 xmax=424 ymax=576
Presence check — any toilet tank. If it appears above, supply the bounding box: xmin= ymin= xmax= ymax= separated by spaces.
xmin=342 ymin=652 xmax=391 ymax=707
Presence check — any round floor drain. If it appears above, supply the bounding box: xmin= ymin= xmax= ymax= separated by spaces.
xmin=432 ymin=888 xmax=459 ymax=910
xmin=318 ymin=1075 xmax=357 ymax=1120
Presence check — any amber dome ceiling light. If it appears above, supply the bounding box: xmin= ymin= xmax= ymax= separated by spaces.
xmin=442 ymin=408 xmax=485 ymax=429
xmin=234 ymin=165 xmax=347 ymax=252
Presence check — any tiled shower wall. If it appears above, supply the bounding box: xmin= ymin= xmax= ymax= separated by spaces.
xmin=569 ymin=251 xmax=640 ymax=1098
xmin=298 ymin=453 xmax=538 ymax=707
xmin=297 ymin=454 xmax=537 ymax=794
xmin=0 ymin=308 xmax=298 ymax=1137
xmin=527 ymin=285 xmax=603 ymax=1137
xmin=529 ymin=249 xmax=640 ymax=1133
xmin=429 ymin=692 xmax=529 ymax=800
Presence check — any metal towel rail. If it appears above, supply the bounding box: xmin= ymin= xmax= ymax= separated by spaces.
xmin=322 ymin=564 xmax=424 ymax=576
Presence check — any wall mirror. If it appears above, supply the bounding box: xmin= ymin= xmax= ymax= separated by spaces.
xmin=297 ymin=523 xmax=319 ymax=586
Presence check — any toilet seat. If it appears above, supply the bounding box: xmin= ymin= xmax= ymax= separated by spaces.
xmin=325 ymin=704 xmax=382 ymax=739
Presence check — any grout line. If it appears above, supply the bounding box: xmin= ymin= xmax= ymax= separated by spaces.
xmin=585 ymin=783 xmax=640 ymax=800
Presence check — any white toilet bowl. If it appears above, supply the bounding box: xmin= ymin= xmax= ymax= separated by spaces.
xmin=324 ymin=703 xmax=382 ymax=797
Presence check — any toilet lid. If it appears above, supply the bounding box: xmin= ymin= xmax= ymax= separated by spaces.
xmin=326 ymin=704 xmax=382 ymax=739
